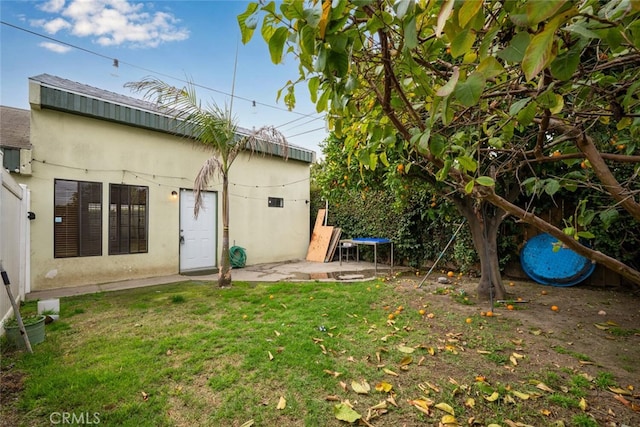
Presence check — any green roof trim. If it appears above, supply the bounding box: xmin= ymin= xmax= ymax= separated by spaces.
xmin=30 ymin=74 xmax=315 ymax=164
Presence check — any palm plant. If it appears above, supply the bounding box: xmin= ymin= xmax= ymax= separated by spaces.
xmin=125 ymin=77 xmax=288 ymax=287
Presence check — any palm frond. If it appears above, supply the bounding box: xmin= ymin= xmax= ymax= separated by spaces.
xmin=243 ymin=125 xmax=289 ymax=159
xmin=193 ymin=156 xmax=223 ymax=218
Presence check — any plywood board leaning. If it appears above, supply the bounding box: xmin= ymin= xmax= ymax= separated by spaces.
xmin=307 ymin=225 xmax=334 ymax=262
xmin=324 ymin=228 xmax=342 ymax=262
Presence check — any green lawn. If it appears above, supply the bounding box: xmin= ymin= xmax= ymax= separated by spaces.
xmin=1 ymin=278 xmax=637 ymax=427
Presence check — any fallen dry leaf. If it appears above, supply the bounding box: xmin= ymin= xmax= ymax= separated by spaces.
xmin=375 ymin=381 xmax=393 ymax=393
xmin=400 ymin=356 xmax=413 ymax=366
xmin=323 ymin=369 xmax=342 ymax=377
xmin=383 ymin=368 xmax=399 ymax=377
xmin=268 ymin=351 xmax=274 ymax=361
xmin=535 ymin=382 xmax=554 ymax=393
xmin=579 ymin=397 xmax=588 ymax=411
xmin=351 ymin=379 xmax=371 ymax=394
xmin=398 ymin=345 xmax=415 ymax=354
xmin=441 ymin=414 xmax=458 ymax=425
xmin=484 ymin=391 xmax=500 ymax=402
xmin=609 ymin=386 xmax=633 ymax=396
xmin=276 ymin=396 xmax=286 ymax=410
xmin=334 ymin=402 xmax=361 ymax=423
xmin=511 ymin=390 xmax=530 ymax=400
xmin=240 ymin=420 xmax=255 ymax=427
xmin=435 ymin=402 xmax=455 ymax=415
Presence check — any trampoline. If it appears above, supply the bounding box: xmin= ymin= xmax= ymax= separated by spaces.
xmin=520 ymin=233 xmax=595 ymax=287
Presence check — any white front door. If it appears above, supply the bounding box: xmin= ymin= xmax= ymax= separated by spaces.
xmin=179 ymin=189 xmax=217 ymax=273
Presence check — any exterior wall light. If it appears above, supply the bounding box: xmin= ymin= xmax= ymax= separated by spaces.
xmin=171 ymin=190 xmax=178 ymax=200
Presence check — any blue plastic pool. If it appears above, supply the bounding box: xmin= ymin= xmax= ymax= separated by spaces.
xmin=520 ymin=233 xmax=595 ymax=287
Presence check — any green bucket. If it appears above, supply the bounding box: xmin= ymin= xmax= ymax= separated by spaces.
xmin=4 ymin=315 xmax=46 ymax=349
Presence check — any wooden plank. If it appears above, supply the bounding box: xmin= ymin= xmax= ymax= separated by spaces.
xmin=306 ymin=225 xmax=334 ymax=262
xmin=313 ymin=209 xmax=326 ymax=232
xmin=324 ymin=228 xmax=342 ymax=263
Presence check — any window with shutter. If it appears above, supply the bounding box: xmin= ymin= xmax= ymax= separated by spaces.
xmin=54 ymin=179 xmax=102 ymax=258
xmin=109 ymin=184 xmax=148 ymax=254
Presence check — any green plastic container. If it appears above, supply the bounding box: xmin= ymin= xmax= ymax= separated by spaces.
xmin=4 ymin=315 xmax=46 ymax=349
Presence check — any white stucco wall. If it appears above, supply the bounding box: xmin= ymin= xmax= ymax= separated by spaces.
xmin=20 ymin=107 xmax=310 ymax=291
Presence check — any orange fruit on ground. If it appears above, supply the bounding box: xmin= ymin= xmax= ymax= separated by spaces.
xmin=551 ymin=305 xmax=559 ymax=311
xmin=269 ymin=295 xmax=274 ymax=299
xmin=541 ymin=290 xmax=548 ymax=295
xmin=475 ymin=376 xmax=486 ymax=382
xmin=507 ymin=305 xmax=514 ymax=311
xmin=486 ymin=311 xmax=494 ymax=317
xmin=388 ymin=313 xmax=395 ymax=320
xmin=447 ymin=271 xmax=455 ymax=277
xmin=465 ymin=317 xmax=472 ymax=323
xmin=509 ymin=281 xmax=515 ymax=286
xmin=418 ymin=309 xmax=426 ymax=316
xmin=397 ymin=305 xmax=404 ymax=311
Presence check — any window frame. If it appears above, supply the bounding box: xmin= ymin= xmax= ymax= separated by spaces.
xmin=108 ymin=184 xmax=149 ymax=255
xmin=268 ymin=197 xmax=284 ymax=208
xmin=53 ymin=179 xmax=103 ymax=258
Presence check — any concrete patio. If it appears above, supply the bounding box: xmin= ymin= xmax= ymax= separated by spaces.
xmin=26 ymin=259 xmax=399 ymax=301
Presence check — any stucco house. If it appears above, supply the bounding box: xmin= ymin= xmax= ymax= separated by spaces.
xmin=1 ymin=74 xmax=315 ymax=293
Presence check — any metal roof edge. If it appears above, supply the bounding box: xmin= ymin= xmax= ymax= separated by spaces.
xmin=29 ymin=74 xmax=316 ymax=164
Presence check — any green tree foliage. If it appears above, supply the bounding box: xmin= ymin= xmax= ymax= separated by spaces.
xmin=240 ymin=0 xmax=640 ymax=297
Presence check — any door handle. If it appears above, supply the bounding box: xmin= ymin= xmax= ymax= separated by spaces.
xmin=179 ymin=229 xmax=185 ymax=244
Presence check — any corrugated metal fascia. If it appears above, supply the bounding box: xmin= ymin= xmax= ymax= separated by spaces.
xmin=38 ymin=86 xmax=315 ymax=163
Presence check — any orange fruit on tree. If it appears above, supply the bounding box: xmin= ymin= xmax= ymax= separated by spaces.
xmin=617 ymin=144 xmax=626 ymax=151
xmin=551 ymin=305 xmax=559 ymax=311
xmin=397 ymin=164 xmax=405 ymax=174
xmin=552 ymin=150 xmax=562 ymax=157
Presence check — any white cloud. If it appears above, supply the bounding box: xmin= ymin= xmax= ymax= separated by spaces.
xmin=31 ymin=0 xmax=189 ymax=48
xmin=38 ymin=42 xmax=72 ymax=53
xmin=37 ymin=17 xmax=72 ymax=34
xmin=38 ymin=0 xmax=66 ymax=14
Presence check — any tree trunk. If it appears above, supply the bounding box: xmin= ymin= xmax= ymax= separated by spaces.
xmin=482 ymin=189 xmax=640 ymax=288
xmin=219 ymin=173 xmax=232 ymax=288
xmin=452 ymin=198 xmax=508 ymax=301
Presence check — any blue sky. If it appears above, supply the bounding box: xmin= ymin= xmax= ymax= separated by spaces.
xmin=0 ymin=0 xmax=328 ymax=155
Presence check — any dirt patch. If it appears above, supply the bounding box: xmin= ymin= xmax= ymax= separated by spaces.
xmin=0 ymin=368 xmax=25 ymax=427
xmin=392 ymin=272 xmax=640 ymax=424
